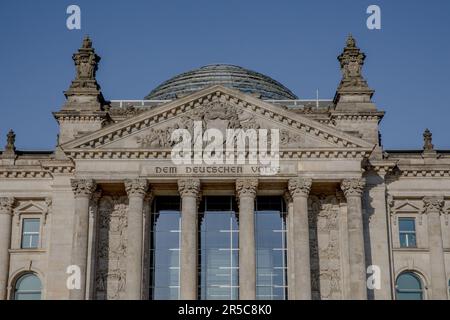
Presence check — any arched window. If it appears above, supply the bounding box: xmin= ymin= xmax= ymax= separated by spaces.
xmin=396 ymin=272 xmax=423 ymax=300
xmin=14 ymin=273 xmax=42 ymax=300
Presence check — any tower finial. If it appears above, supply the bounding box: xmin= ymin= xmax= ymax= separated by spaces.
xmin=5 ymin=129 xmax=15 ymax=152
xmin=346 ymin=34 xmax=356 ymax=48
xmin=82 ymin=35 xmax=92 ymax=49
xmin=62 ymin=36 xmax=104 ymax=110
xmin=423 ymin=128 xmax=434 ymax=151
xmin=334 ymin=34 xmax=375 ymax=107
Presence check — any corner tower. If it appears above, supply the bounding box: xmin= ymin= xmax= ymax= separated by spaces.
xmin=332 ymin=35 xmax=384 ymax=157
xmin=54 ymin=36 xmax=109 ymax=145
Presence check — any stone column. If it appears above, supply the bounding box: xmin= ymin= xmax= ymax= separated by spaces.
xmin=178 ymin=179 xmax=201 ymax=300
xmin=236 ymin=178 xmax=258 ymax=300
xmin=70 ymin=179 xmax=97 ymax=300
xmin=283 ymin=191 xmax=296 ymax=300
xmin=423 ymin=196 xmax=447 ymax=299
xmin=125 ymin=179 xmax=149 ymax=300
xmin=341 ymin=178 xmax=367 ymax=300
xmin=0 ymin=197 xmax=14 ymax=300
xmin=288 ymin=178 xmax=312 ymax=300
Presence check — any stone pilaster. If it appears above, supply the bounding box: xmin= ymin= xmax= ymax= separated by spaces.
xmin=288 ymin=178 xmax=312 ymax=300
xmin=0 ymin=197 xmax=14 ymax=300
xmin=70 ymin=179 xmax=96 ymax=300
xmin=423 ymin=196 xmax=447 ymax=299
xmin=341 ymin=178 xmax=367 ymax=300
xmin=86 ymin=190 xmax=102 ymax=299
xmin=178 ymin=179 xmax=201 ymax=300
xmin=236 ymin=178 xmax=258 ymax=300
xmin=124 ymin=179 xmax=150 ymax=300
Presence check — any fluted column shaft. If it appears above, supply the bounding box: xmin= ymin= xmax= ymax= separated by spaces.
xmin=288 ymin=178 xmax=312 ymax=300
xmin=178 ymin=179 xmax=201 ymax=300
xmin=236 ymin=178 xmax=258 ymax=300
xmin=70 ymin=179 xmax=96 ymax=300
xmin=341 ymin=178 xmax=367 ymax=300
xmin=125 ymin=179 xmax=149 ymax=300
xmin=423 ymin=196 xmax=447 ymax=299
xmin=0 ymin=197 xmax=14 ymax=300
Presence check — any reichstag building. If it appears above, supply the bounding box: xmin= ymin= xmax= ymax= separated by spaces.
xmin=1 ymin=35 xmax=449 ymax=300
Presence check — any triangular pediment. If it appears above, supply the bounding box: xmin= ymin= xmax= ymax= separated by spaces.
xmin=61 ymin=86 xmax=374 ymax=157
xmin=394 ymin=202 xmax=421 ymax=213
xmin=15 ymin=201 xmax=45 ymax=213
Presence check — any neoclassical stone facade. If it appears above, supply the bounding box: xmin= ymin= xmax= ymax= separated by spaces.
xmin=1 ymin=35 xmax=449 ymax=300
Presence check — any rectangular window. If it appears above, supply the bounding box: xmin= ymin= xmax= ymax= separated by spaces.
xmin=255 ymin=196 xmax=288 ymax=300
xmin=21 ymin=218 xmax=40 ymax=249
xmin=399 ymin=218 xmax=417 ymax=248
xmin=150 ymin=197 xmax=181 ymax=300
xmin=198 ymin=196 xmax=239 ymax=300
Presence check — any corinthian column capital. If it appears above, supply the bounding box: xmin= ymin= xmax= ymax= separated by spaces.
xmin=178 ymin=179 xmax=201 ymax=197
xmin=125 ymin=179 xmax=149 ymax=198
xmin=71 ymin=179 xmax=97 ymax=198
xmin=288 ymin=178 xmax=312 ymax=198
xmin=236 ymin=178 xmax=258 ymax=198
xmin=423 ymin=196 xmax=444 ymax=213
xmin=341 ymin=178 xmax=365 ymax=197
xmin=0 ymin=197 xmax=15 ymax=215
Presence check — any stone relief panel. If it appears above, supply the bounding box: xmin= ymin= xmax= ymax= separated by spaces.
xmin=95 ymin=195 xmax=128 ymax=300
xmin=309 ymin=195 xmax=343 ymax=300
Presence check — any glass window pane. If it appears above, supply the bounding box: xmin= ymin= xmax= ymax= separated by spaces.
xmin=399 ymin=218 xmax=416 ymax=248
xmin=14 ymin=274 xmax=41 ymax=300
xmin=399 ymin=218 xmax=415 ymax=232
xmin=255 ymin=196 xmax=288 ymax=300
xmin=199 ymin=196 xmax=239 ymax=300
xmin=150 ymin=197 xmax=181 ymax=300
xmin=396 ymin=272 xmax=423 ymax=300
xmin=21 ymin=219 xmax=40 ymax=249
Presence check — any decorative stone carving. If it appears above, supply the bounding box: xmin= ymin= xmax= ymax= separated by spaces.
xmin=236 ymin=178 xmax=258 ymax=198
xmin=288 ymin=178 xmax=312 ymax=197
xmin=71 ymin=179 xmax=97 ymax=197
xmin=283 ymin=190 xmax=292 ymax=205
xmin=180 ymin=99 xmax=260 ymax=136
xmin=423 ymin=129 xmax=434 ymax=151
xmin=43 ymin=197 xmax=52 ymax=224
xmin=337 ymin=35 xmax=371 ymax=90
xmin=109 ymin=105 xmax=146 ymax=118
xmin=5 ymin=130 xmax=15 ymax=152
xmin=136 ymin=127 xmax=176 ymax=148
xmin=95 ymin=195 xmax=128 ymax=300
xmin=178 ymin=179 xmax=201 ymax=197
xmin=280 ymin=130 xmax=303 ymax=146
xmin=68 ymin=36 xmax=100 ymax=89
xmin=423 ymin=196 xmax=444 ymax=213
xmin=89 ymin=190 xmax=102 ymax=219
xmin=309 ymin=195 xmax=342 ymax=300
xmin=63 ymin=36 xmax=106 ymax=111
xmin=124 ymin=179 xmax=149 ymax=198
xmin=0 ymin=197 xmax=15 ymax=215
xmin=340 ymin=178 xmax=365 ymax=197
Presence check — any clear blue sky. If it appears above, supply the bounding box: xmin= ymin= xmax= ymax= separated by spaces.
xmin=0 ymin=0 xmax=449 ymax=150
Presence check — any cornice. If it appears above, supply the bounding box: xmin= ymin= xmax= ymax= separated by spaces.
xmin=64 ymin=148 xmax=372 ymax=160
xmin=0 ymin=160 xmax=75 ymax=179
xmin=0 ymin=168 xmax=52 ymax=179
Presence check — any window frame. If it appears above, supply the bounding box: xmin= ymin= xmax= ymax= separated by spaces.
xmin=20 ymin=217 xmax=41 ymax=249
xmin=13 ymin=273 xmax=42 ymax=300
xmin=398 ymin=217 xmax=417 ymax=248
xmin=395 ymin=271 xmax=424 ymax=300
